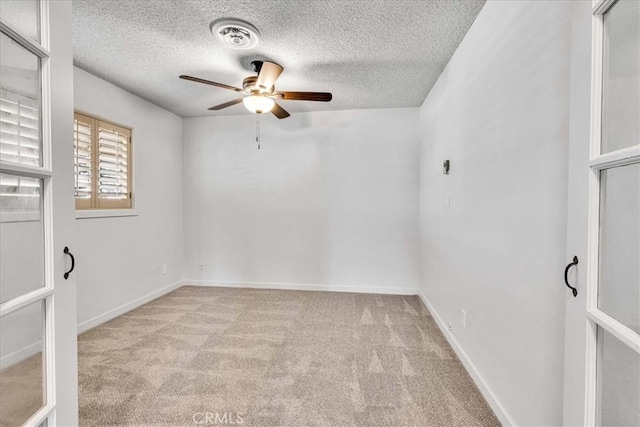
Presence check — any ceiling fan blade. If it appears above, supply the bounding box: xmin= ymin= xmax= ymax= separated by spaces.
xmin=271 ymin=102 xmax=290 ymax=119
xmin=256 ymin=61 xmax=284 ymax=91
xmin=277 ymin=91 xmax=332 ymax=102
xmin=180 ymin=75 xmax=243 ymax=92
xmin=207 ymin=98 xmax=244 ymax=111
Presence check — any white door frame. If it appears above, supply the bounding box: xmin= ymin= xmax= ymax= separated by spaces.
xmin=49 ymin=1 xmax=79 ymax=423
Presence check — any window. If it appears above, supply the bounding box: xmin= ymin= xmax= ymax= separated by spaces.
xmin=73 ymin=112 xmax=132 ymax=209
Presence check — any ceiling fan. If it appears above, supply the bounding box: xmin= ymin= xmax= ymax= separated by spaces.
xmin=180 ymin=61 xmax=332 ymax=119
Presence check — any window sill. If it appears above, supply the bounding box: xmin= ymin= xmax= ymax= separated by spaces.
xmin=75 ymin=209 xmax=138 ymax=219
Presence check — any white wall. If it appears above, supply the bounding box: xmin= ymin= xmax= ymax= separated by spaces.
xmin=73 ymin=68 xmax=184 ymax=329
xmin=418 ymin=1 xmax=573 ymax=425
xmin=183 ymin=108 xmax=420 ymax=293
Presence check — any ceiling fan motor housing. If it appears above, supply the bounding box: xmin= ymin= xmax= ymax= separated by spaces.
xmin=243 ymin=76 xmax=274 ymax=95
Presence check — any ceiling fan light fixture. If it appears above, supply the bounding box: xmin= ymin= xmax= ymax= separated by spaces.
xmin=242 ymin=95 xmax=275 ymax=114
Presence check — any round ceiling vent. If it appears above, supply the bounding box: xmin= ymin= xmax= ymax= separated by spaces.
xmin=210 ymin=19 xmax=260 ymax=50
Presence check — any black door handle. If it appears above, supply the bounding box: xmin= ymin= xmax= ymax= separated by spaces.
xmin=63 ymin=246 xmax=75 ymax=280
xmin=564 ymin=256 xmax=578 ymax=297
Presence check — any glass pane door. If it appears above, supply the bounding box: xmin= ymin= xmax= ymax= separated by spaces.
xmin=601 ymin=0 xmax=639 ymax=154
xmin=596 ymin=326 xmax=639 ymax=426
xmin=0 ymin=1 xmax=55 ymax=425
xmin=0 ymin=300 xmax=46 ymax=426
xmin=0 ymin=173 xmax=45 ymax=303
xmin=598 ymin=163 xmax=639 ymax=333
xmin=589 ymin=1 xmax=640 ymax=425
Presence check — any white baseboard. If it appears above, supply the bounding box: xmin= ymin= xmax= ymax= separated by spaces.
xmin=0 ymin=341 xmax=42 ymax=370
xmin=77 ymin=280 xmax=184 ymax=334
xmin=184 ymin=279 xmax=418 ymax=296
xmin=416 ymin=290 xmax=515 ymax=427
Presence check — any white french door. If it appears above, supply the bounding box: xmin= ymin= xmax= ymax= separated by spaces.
xmin=0 ymin=1 xmax=77 ymax=426
xmin=563 ymin=0 xmax=639 ymax=425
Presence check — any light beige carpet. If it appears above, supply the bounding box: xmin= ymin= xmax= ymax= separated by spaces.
xmin=78 ymin=286 xmax=499 ymax=426
xmin=0 ymin=353 xmax=43 ymax=427
xmin=1 ymin=286 xmax=500 ymax=426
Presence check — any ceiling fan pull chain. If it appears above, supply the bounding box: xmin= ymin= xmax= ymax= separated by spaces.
xmin=256 ymin=113 xmax=260 ymax=150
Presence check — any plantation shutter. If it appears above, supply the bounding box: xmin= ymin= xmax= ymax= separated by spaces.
xmin=73 ymin=113 xmax=92 ymax=209
xmin=97 ymin=120 xmax=131 ymax=209
xmin=73 ymin=113 xmax=132 ymax=209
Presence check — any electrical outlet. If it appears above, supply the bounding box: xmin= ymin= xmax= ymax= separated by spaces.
xmin=199 ymin=263 xmax=205 ymax=271
xmin=461 ymin=309 xmax=466 ymax=328
xmin=162 ymin=264 xmax=167 ymax=275
xmin=447 ymin=322 xmax=453 ymax=331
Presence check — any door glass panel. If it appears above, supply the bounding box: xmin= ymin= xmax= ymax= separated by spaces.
xmin=602 ymin=0 xmax=640 ymax=154
xmin=0 ymin=173 xmax=44 ymax=303
xmin=0 ymin=31 xmax=42 ymax=167
xmin=596 ymin=326 xmax=640 ymax=427
xmin=598 ymin=164 xmax=640 ymax=333
xmin=0 ymin=300 xmax=46 ymax=426
xmin=0 ymin=0 xmax=39 ymax=42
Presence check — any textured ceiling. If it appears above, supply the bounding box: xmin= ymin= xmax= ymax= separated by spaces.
xmin=72 ymin=0 xmax=485 ymax=118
